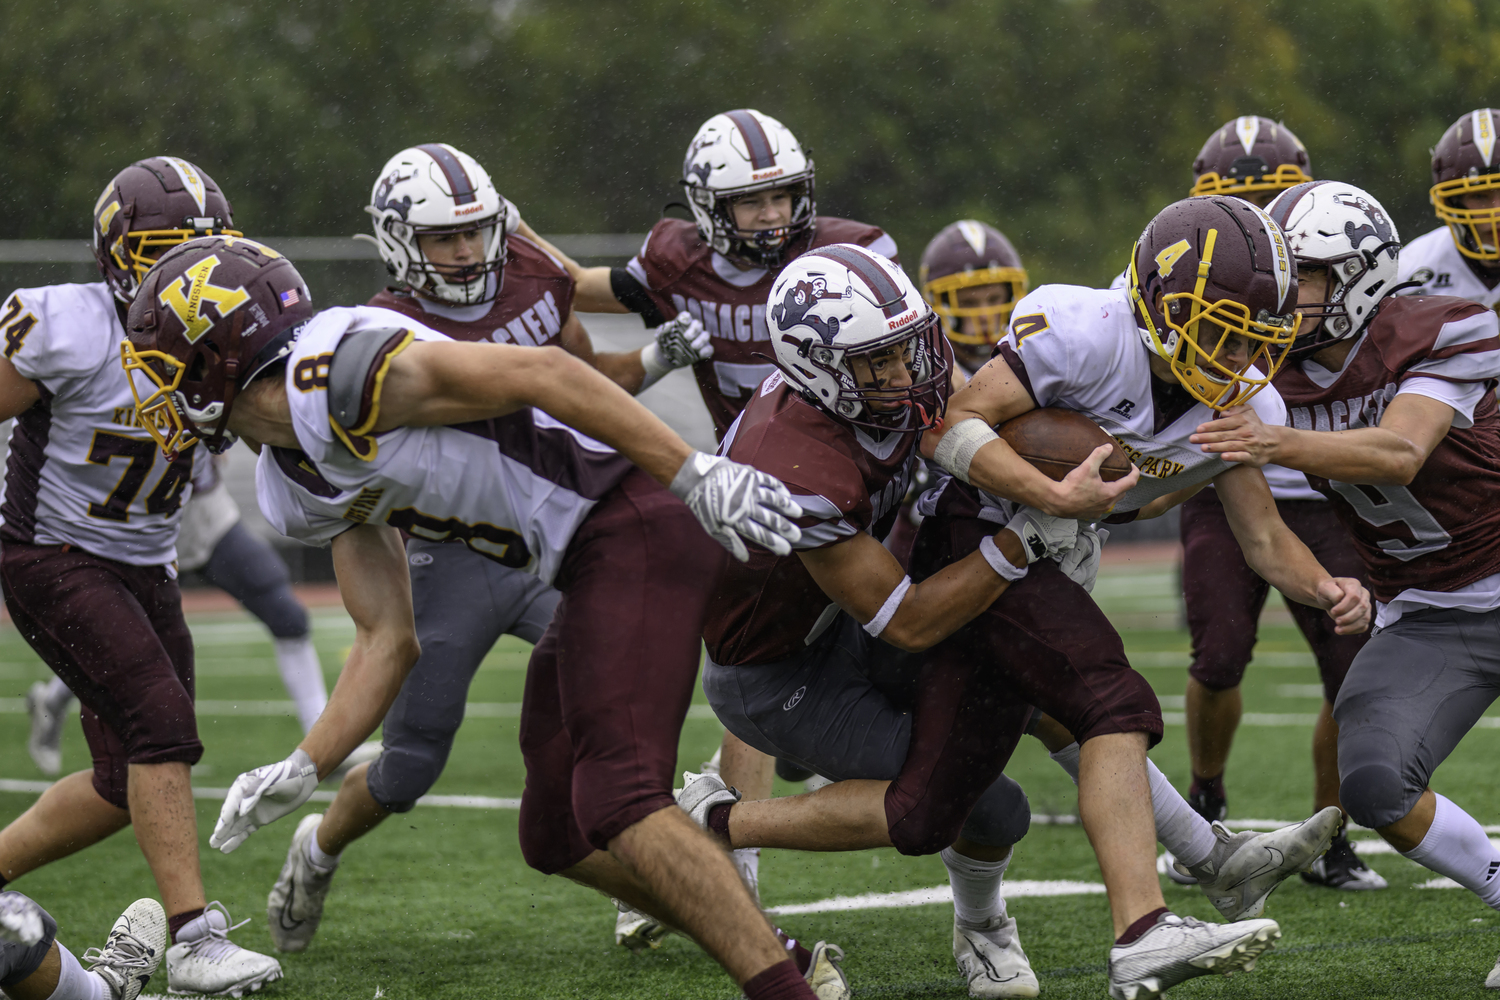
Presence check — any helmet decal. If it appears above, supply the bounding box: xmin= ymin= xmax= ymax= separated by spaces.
xmin=416 ymin=143 xmax=478 ymax=204
xmin=157 ymin=254 xmax=250 ymax=343
xmin=957 ymin=220 xmax=988 ymax=256
xmin=160 ymin=156 xmax=208 ymax=215
xmin=1235 ymin=116 xmax=1260 ymax=156
xmin=771 ymin=277 xmax=843 ymax=344
xmin=1155 ymin=239 xmax=1191 ymax=279
xmin=812 ymin=245 xmax=907 ymax=319
xmin=1337 ymin=193 xmax=1395 ymax=250
xmin=724 ymin=109 xmax=777 ymax=171
xmin=372 ymin=166 xmax=417 ymax=221
xmin=1243 ymin=200 xmax=1294 ymax=310
xmin=1475 ymin=109 xmax=1497 ymax=167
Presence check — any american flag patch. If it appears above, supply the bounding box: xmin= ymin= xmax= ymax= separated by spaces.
xmin=279 ymin=289 xmax=300 ymax=307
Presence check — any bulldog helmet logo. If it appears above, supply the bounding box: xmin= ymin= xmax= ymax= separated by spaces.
xmin=772 ymin=277 xmax=843 ymax=344
xmin=374 ymin=168 xmax=417 ymax=221
xmin=1336 ymin=194 xmax=1395 ymax=252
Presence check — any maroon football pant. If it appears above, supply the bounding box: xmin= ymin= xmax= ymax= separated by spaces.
xmin=0 ymin=541 xmax=199 ymax=809
xmin=1180 ymin=490 xmax=1368 ymax=702
xmin=911 ymin=515 xmax=1164 ymax=747
xmin=516 ymin=468 xmax=727 ymax=874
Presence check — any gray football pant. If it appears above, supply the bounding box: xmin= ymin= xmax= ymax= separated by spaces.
xmin=1335 ymin=605 xmax=1500 ymax=829
xmin=365 ymin=538 xmax=561 ymax=812
xmin=199 ymin=521 xmax=308 ymax=639
xmin=0 ymin=893 xmax=56 ymax=990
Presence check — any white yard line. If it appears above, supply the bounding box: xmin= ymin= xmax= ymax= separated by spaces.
xmin=766 ymin=879 xmax=1107 ymax=916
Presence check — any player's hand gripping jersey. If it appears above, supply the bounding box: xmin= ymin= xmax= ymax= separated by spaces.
xmin=1274 ymin=295 xmax=1500 ymax=611
xmin=0 ymin=283 xmax=193 ymax=564
xmin=1396 ymin=226 xmax=1500 ymax=310
xmin=367 ymin=233 xmax=575 ymax=345
xmin=255 ymin=306 xmax=633 ymax=585
xmin=702 ymin=371 xmax=933 ymax=666
xmin=623 ymin=217 xmax=897 ymax=437
xmin=926 ymin=284 xmax=1289 ymax=522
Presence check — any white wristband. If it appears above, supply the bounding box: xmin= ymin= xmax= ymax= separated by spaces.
xmin=980 ymin=535 xmax=1028 ymax=582
xmin=932 ymin=417 xmax=999 ymax=485
xmin=863 ymin=575 xmax=912 ymax=637
xmin=638 ymin=342 xmax=671 ymax=392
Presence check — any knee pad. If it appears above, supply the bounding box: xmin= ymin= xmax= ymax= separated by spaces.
xmin=0 ymin=893 xmax=57 ymax=990
xmin=364 ymin=748 xmax=439 ymax=813
xmin=959 ymin=775 xmax=1031 ymax=849
xmin=1339 ymin=763 xmax=1411 ymax=830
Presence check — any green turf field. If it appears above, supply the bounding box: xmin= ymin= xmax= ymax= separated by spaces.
xmin=2 ymin=561 xmax=1498 ymax=999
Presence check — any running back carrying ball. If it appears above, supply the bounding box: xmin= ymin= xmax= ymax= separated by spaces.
xmin=997 ymin=408 xmax=1132 ymax=482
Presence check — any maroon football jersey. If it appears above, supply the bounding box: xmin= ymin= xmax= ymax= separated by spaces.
xmin=1275 ymin=294 xmax=1500 ymax=602
xmin=625 ymin=216 xmax=897 ymax=439
xmin=367 ymin=234 xmax=574 ymax=346
xmin=703 ymin=371 xmax=928 ymax=666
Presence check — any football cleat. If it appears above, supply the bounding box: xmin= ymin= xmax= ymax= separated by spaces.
xmin=1180 ymin=807 xmax=1342 ymax=920
xmin=954 ymin=915 xmax=1040 ymax=998
xmin=1486 ymin=951 xmax=1500 ymax=988
xmin=1187 ymin=782 xmax=1227 ymax=824
xmin=804 ymin=940 xmax=851 ymax=1000
xmin=613 ymin=900 xmax=670 ymax=953
xmin=267 ymin=813 xmax=339 ymax=953
xmin=675 ymin=770 xmax=741 ymax=830
xmin=1108 ymin=913 xmax=1280 ymax=1000
xmin=1300 ymin=832 xmax=1388 ymax=891
xmin=165 ymin=902 xmax=282 ymax=997
xmin=0 ymin=892 xmax=46 ymax=946
xmin=1157 ymin=849 xmax=1199 ymax=886
xmin=25 ymin=681 xmax=65 ymax=776
xmin=84 ymin=898 xmax=167 ymax=1000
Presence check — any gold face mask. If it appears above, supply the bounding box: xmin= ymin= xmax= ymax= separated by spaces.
xmin=1190 ymin=163 xmax=1312 ymax=199
xmin=1130 ymin=229 xmax=1300 ymax=409
xmin=1431 ymin=171 xmax=1500 ymax=262
xmin=921 ymin=266 xmax=1029 ymax=346
xmin=119 ymin=340 xmax=198 ymax=460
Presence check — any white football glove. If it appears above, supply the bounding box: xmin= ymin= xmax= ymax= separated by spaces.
xmin=670 ymin=451 xmax=802 ymax=563
xmin=0 ymin=893 xmax=44 ymax=946
xmin=209 ymin=748 xmax=319 ymax=854
xmin=642 ymin=312 xmax=713 ymax=380
xmin=1003 ymin=507 xmax=1080 ymax=564
xmin=1056 ymin=524 xmax=1109 ymax=592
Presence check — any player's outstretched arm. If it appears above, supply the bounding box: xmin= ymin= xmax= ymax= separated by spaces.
xmin=924 ymin=354 xmax=1139 ymax=518
xmin=558 ymin=309 xmax=712 ymax=395
xmin=209 ymin=523 xmax=419 ymax=853
xmin=1215 ymin=464 xmax=1371 ymax=635
xmin=1190 ymin=394 xmax=1453 ymax=486
xmin=514 ymin=220 xmax=626 ymax=314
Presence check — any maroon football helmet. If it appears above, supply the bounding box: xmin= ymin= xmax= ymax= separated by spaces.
xmin=1190 ymin=117 xmax=1312 ymax=205
xmin=92 ymin=157 xmax=239 ymax=305
xmin=1430 ymin=108 xmax=1500 ymax=262
xmin=918 ymin=221 xmax=1028 ymax=353
xmin=1128 ymin=196 xmax=1299 ymax=408
xmin=122 ymin=236 xmax=313 ymax=458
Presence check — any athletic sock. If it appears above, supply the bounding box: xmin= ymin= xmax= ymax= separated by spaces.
xmin=168 ymin=907 xmax=206 ymax=944
xmin=733 ymin=846 xmax=761 ymax=900
xmin=743 ymin=958 xmax=815 ymax=1000
xmin=1047 ymin=742 xmax=1081 ymax=784
xmin=273 ymin=636 xmax=329 ymax=734
xmin=307 ymin=823 xmax=340 ymax=870
xmin=1400 ymin=793 xmax=1500 ymax=909
xmin=1189 ymin=772 xmax=1225 ymax=801
xmin=1115 ymin=906 xmax=1171 ymax=946
xmin=941 ymin=846 xmax=1011 ymax=927
xmin=47 ymin=944 xmax=106 ymax=1000
xmin=706 ymin=803 xmax=733 ymax=844
xmin=1148 ymin=760 xmax=1217 ymax=869
xmin=43 ymin=675 xmax=74 ymax=714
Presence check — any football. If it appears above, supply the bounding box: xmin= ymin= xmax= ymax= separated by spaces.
xmin=996 ymin=407 xmax=1133 ymax=482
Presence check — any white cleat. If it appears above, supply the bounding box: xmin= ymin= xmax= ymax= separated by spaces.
xmin=166 ymin=901 xmax=282 ymax=996
xmin=1157 ymin=849 xmax=1199 ymax=886
xmin=267 ymin=813 xmax=338 ymax=953
xmin=84 ymin=898 xmax=167 ymax=1000
xmin=675 ymin=770 xmax=740 ymax=828
xmin=613 ymin=901 xmax=670 ymax=952
xmin=954 ymin=916 xmax=1039 ymax=998
xmin=1179 ymin=807 xmax=1342 ymax=921
xmin=1108 ymin=913 xmax=1280 ymax=1000
xmin=805 ymin=940 xmax=851 ymax=1000
xmin=0 ymin=892 xmax=45 ymax=946
xmin=1486 ymin=951 xmax=1500 ymax=988
xmin=25 ymin=681 xmax=65 ymax=776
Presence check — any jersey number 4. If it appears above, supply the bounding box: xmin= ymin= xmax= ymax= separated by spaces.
xmin=0 ymin=296 xmax=38 ymax=359
xmin=86 ymin=431 xmax=193 ymax=521
xmin=1329 ymin=481 xmax=1453 ymax=561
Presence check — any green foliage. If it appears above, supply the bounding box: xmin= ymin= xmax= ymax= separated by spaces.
xmin=2 ymin=0 xmax=1499 ymax=288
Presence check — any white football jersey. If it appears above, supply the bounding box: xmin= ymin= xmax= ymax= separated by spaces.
xmin=255 ymin=306 xmax=634 ymax=585
xmin=992 ymin=284 xmax=1288 ymax=514
xmin=0 ymin=282 xmax=193 ymax=564
xmin=1396 ymin=226 xmax=1500 ymax=309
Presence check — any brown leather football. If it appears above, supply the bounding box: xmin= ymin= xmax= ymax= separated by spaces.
xmin=996 ymin=408 xmax=1133 ymax=482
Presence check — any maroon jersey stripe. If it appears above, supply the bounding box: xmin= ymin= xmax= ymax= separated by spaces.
xmin=0 ymin=386 xmax=53 ymax=545
xmin=417 ymin=143 xmax=477 ymax=205
xmin=809 ymin=244 xmax=906 ymax=318
xmin=724 ymin=110 xmax=776 ymax=171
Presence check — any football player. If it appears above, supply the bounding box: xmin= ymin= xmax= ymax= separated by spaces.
xmin=123 ymin=237 xmax=834 ymax=1000
xmin=921 ymin=196 xmax=1368 ymax=997
xmin=920 ymin=220 xmax=1029 ymax=378
xmin=532 ymin=108 xmax=898 ymax=933
xmin=1194 ymin=181 xmax=1500 ymax=989
xmin=262 ymin=142 xmax=711 ymax=956
xmin=0 ymin=892 xmax=166 ymax=1000
xmin=0 ymin=158 xmax=281 ymax=996
xmin=1173 ymin=118 xmax=1384 ymax=890
xmin=1397 ymin=108 xmax=1500 ymax=309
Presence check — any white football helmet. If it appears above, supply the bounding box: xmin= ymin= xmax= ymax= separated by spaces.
xmin=365 ymin=143 xmax=509 ymax=305
xmin=1266 ymin=180 xmax=1401 ymax=354
xmin=768 ymin=244 xmax=949 ymax=431
xmin=683 ymin=109 xmax=815 ymax=269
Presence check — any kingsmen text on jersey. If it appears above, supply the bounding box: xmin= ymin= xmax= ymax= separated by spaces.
xmin=1396 ymin=226 xmax=1500 ymax=310
xmin=934 ymin=284 xmax=1287 ymax=521
xmin=255 ymin=306 xmax=633 ymax=585
xmin=0 ymin=282 xmax=193 ymax=564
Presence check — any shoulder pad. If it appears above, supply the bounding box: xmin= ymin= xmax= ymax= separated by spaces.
xmin=328 ymin=326 xmax=416 ymax=442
